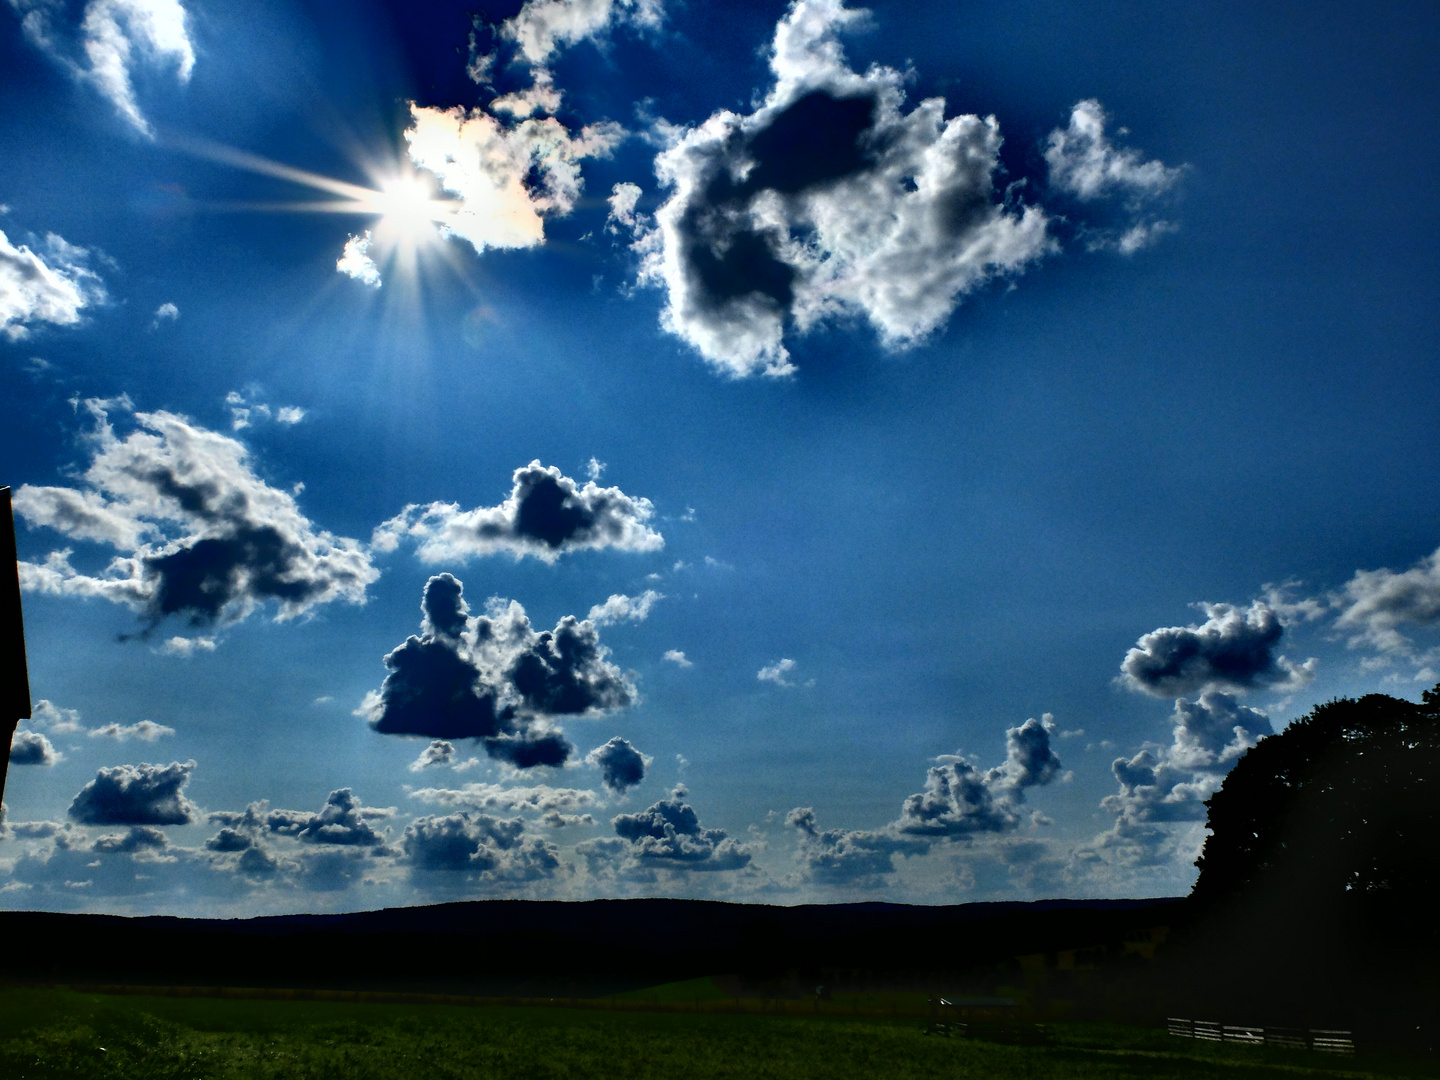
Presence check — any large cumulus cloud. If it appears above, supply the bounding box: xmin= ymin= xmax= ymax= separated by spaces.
xmin=373 ymin=461 xmax=662 ymax=565
xmin=788 ymin=715 xmax=1063 ymax=884
xmin=624 ymin=0 xmax=1052 ymax=376
xmin=359 ymin=573 xmax=636 ymax=767
xmin=68 ymin=760 xmax=198 ymax=826
xmin=15 ymin=398 xmax=377 ymax=631
xmin=1119 ymin=601 xmax=1315 ymax=698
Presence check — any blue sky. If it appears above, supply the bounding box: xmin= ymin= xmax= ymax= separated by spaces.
xmin=1 ymin=0 xmax=1438 ymax=915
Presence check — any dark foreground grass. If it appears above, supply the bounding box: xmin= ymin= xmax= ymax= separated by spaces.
xmin=0 ymin=987 xmax=1435 ymax=1080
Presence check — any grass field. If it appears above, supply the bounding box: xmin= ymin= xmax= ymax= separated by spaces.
xmin=0 ymin=985 xmax=1435 ymax=1080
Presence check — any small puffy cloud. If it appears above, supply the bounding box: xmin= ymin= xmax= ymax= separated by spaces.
xmin=30 ymin=700 xmax=84 ymax=734
xmin=409 ymin=782 xmax=598 ymax=814
xmin=374 ymin=461 xmax=662 ymax=565
xmin=0 ymin=228 xmax=107 ymax=340
xmin=1044 ymin=100 xmax=1184 ymax=202
xmin=224 ymin=390 xmax=306 ymax=432
xmin=359 ymin=573 xmax=636 ymax=768
xmin=399 ymin=812 xmax=563 ymax=883
xmin=662 ymin=649 xmax=692 ymax=667
xmin=153 ymin=301 xmax=179 ymax=321
xmin=757 ymin=658 xmax=796 ymax=685
xmin=1119 ymin=601 xmax=1315 ymax=698
xmin=592 ymin=785 xmax=753 ymax=872
xmin=11 ymin=0 xmax=195 ymax=136
xmin=67 ymin=760 xmax=198 ymax=826
xmin=9 ymin=730 xmax=61 ymax=766
xmin=586 ymin=736 xmax=650 ymax=794
xmin=337 ymin=232 xmax=381 ymax=287
xmin=629 ymin=0 xmax=1053 ymax=377
xmin=159 ymin=634 xmax=216 ymax=656
xmin=409 ymin=739 xmax=455 ymax=772
xmin=88 ymin=720 xmax=174 ymax=742
xmin=264 ymin=788 xmax=393 ymax=847
xmin=1043 ymin=100 xmax=1184 ymax=254
xmin=607 ymin=182 xmax=643 ymax=233
xmin=1333 ymin=545 xmax=1440 ymax=655
xmin=587 ymin=589 xmax=662 ymax=625
xmin=14 ymin=398 xmax=377 ymax=631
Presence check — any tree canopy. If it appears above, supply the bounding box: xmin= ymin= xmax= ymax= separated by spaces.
xmin=1193 ymin=686 xmax=1440 ymax=914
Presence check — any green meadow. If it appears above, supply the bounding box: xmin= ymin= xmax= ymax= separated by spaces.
xmin=0 ymin=984 xmax=1434 ymax=1080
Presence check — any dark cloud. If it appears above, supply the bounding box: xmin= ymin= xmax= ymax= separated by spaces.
xmin=399 ymin=812 xmax=562 ymax=882
xmin=586 ymin=736 xmax=650 ymax=794
xmin=786 ymin=807 xmax=927 ymax=884
xmin=361 ymin=574 xmax=635 ymax=767
xmin=68 ymin=761 xmax=198 ymax=826
xmin=264 ymin=789 xmax=393 ymax=847
xmin=92 ymin=826 xmax=168 ymax=854
xmin=373 ymin=461 xmax=662 ymax=564
xmin=9 ymin=729 xmax=60 ymax=766
xmin=1120 ymin=601 xmax=1315 ymax=697
xmin=409 ymin=739 xmax=456 ymax=772
xmin=14 ymin=399 xmax=377 ymax=630
xmin=606 ymin=785 xmax=752 ymax=870
xmin=895 ymin=716 xmax=1062 ymax=837
xmin=203 ymin=826 xmax=253 ymax=853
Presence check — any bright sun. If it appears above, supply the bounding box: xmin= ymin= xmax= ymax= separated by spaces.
xmin=371 ymin=175 xmax=445 ymax=245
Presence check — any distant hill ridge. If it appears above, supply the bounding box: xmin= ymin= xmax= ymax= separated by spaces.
xmin=0 ymin=896 xmax=1182 ymax=997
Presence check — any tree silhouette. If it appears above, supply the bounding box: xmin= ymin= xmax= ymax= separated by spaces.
xmin=1176 ymin=687 xmax=1440 ymax=1041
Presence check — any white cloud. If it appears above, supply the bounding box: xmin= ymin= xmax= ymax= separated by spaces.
xmin=11 ymin=0 xmax=195 ymax=136
xmin=628 ymin=0 xmax=1054 ymax=377
xmin=587 ymin=589 xmax=662 ymax=625
xmin=497 ymin=0 xmax=664 ymax=66
xmin=1044 ymin=100 xmax=1183 ymax=202
xmin=151 ymin=301 xmax=178 ymax=327
xmin=159 ymin=635 xmax=215 ymax=656
xmin=30 ymin=700 xmax=85 ymax=735
xmin=404 ymin=98 xmax=623 ymax=257
xmin=275 ymin=406 xmax=306 ymax=425
xmin=336 ymin=232 xmax=381 ymax=287
xmin=757 ymin=657 xmax=797 ymax=685
xmin=662 ymin=649 xmax=692 ymax=667
xmin=408 ymin=782 xmax=599 ymax=814
xmin=14 ymin=397 xmax=378 ymax=629
xmin=0 ymin=228 xmax=106 ymax=340
xmin=606 ymin=181 xmax=642 ymax=233
xmin=224 ymin=390 xmax=305 ymax=431
xmin=1333 ymin=545 xmax=1440 ymax=656
xmin=88 ymin=719 xmax=175 ymax=742
xmin=373 ymin=460 xmax=662 ymax=565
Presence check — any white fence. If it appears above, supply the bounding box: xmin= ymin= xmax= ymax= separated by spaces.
xmin=1167 ymin=1018 xmax=1353 ymax=1054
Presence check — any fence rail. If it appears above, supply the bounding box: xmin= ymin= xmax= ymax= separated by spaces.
xmin=1167 ymin=1018 xmax=1353 ymax=1054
